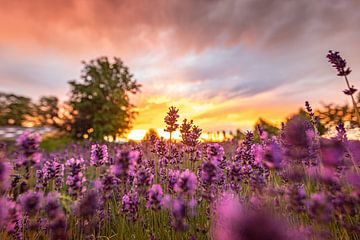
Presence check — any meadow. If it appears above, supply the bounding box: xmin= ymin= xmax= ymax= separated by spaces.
xmin=0 ymin=103 xmax=360 ymax=240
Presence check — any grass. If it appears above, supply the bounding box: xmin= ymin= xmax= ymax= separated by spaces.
xmin=39 ymin=133 xmax=74 ymax=152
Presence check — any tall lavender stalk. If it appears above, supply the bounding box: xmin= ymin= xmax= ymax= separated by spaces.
xmin=164 ymin=106 xmax=179 ymax=142
xmin=327 ymin=50 xmax=360 ymax=126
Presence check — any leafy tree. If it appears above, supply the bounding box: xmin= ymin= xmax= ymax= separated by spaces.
xmin=144 ymin=128 xmax=160 ymax=141
xmin=315 ymin=93 xmax=360 ymax=129
xmin=288 ymin=108 xmax=327 ymax=135
xmin=36 ymin=96 xmax=60 ymax=126
xmin=0 ymin=92 xmax=35 ymax=126
xmin=253 ymin=118 xmax=280 ymax=142
xmin=231 ymin=129 xmax=245 ymax=140
xmin=68 ymin=57 xmax=141 ymax=140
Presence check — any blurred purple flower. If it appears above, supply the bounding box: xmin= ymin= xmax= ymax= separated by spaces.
xmin=285 ymin=185 xmax=306 ymax=212
xmin=0 ymin=197 xmax=12 ymax=228
xmin=44 ymin=192 xmax=62 ymax=219
xmin=43 ymin=192 xmax=67 ymax=239
xmin=74 ymin=190 xmax=99 ymax=219
xmin=346 ymin=172 xmax=360 ymax=195
xmin=254 ymin=142 xmax=283 ymax=170
xmin=121 ymin=190 xmax=139 ymax=222
xmin=308 ymin=192 xmax=333 ymax=223
xmin=110 ymin=150 xmax=138 ymax=180
xmin=163 ymin=196 xmax=189 ymax=231
xmin=0 ymin=159 xmax=11 ymax=191
xmin=147 ymin=184 xmax=163 ymax=210
xmin=320 ymin=138 xmax=344 ymax=168
xmin=19 ymin=190 xmax=43 ymax=215
xmin=135 ymin=166 xmax=154 ymax=195
xmin=16 ymin=131 xmax=42 ymax=165
xmin=168 ymin=169 xmax=180 ymax=193
xmin=174 ymin=169 xmax=197 ymax=196
xmin=213 ymin=193 xmax=292 ymax=240
xmin=4 ymin=199 xmax=22 ymax=239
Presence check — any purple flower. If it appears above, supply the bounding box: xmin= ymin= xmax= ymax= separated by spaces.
xmin=254 ymin=142 xmax=283 ymax=170
xmin=282 ymin=117 xmax=312 ymax=160
xmin=180 ymin=119 xmax=202 ymax=150
xmin=66 ymin=157 xmax=86 ymax=196
xmin=90 ymin=144 xmax=109 ymax=166
xmin=174 ymin=169 xmax=197 ymax=196
xmin=200 ymin=159 xmax=220 ymax=185
xmin=206 ymin=143 xmax=225 ymax=164
xmin=213 ymin=193 xmax=292 ymax=240
xmin=168 ymin=169 xmax=180 ymax=193
xmin=343 ymin=86 xmax=357 ymax=95
xmin=232 ymin=132 xmax=268 ymax=189
xmin=308 ymin=192 xmax=333 ymax=223
xmin=43 ymin=192 xmax=67 ymax=240
xmin=346 ymin=172 xmax=360 ymax=195
xmin=163 ymin=196 xmax=189 ymax=231
xmin=4 ymin=200 xmax=22 ymax=239
xmin=135 ymin=166 xmax=154 ymax=194
xmin=327 ymin=50 xmax=351 ymax=77
xmin=320 ymin=138 xmax=344 ymax=168
xmin=19 ymin=190 xmax=43 ymax=215
xmin=153 ymin=138 xmax=167 ymax=158
xmin=99 ymin=174 xmax=120 ymax=200
xmin=282 ymin=117 xmax=310 ymax=149
xmin=74 ymin=190 xmax=99 ymax=219
xmin=48 ymin=214 xmax=67 ymax=240
xmin=285 ymin=185 xmax=306 ymax=212
xmin=147 ymin=184 xmax=163 ymax=210
xmin=164 ymin=106 xmax=179 ymax=135
xmin=16 ymin=131 xmax=42 ymax=165
xmin=121 ymin=190 xmax=139 ymax=222
xmin=44 ymin=193 xmax=62 ymax=219
xmin=164 ymin=106 xmax=181 ymax=142
xmin=335 ymin=122 xmax=347 ymax=142
xmin=0 ymin=159 xmax=11 ymax=191
xmin=41 ymin=158 xmax=64 ymax=190
xmin=110 ymin=150 xmax=138 ymax=180
xmin=0 ymin=197 xmax=12 ymax=228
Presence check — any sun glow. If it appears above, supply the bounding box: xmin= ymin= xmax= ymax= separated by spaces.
xmin=124 ymin=128 xmax=230 ymax=142
xmin=127 ymin=129 xmax=147 ymax=141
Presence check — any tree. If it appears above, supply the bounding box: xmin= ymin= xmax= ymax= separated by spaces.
xmin=144 ymin=128 xmax=160 ymax=142
xmin=68 ymin=57 xmax=141 ymax=140
xmin=315 ymin=93 xmax=360 ymax=129
xmin=36 ymin=96 xmax=60 ymax=126
xmin=253 ymin=118 xmax=280 ymax=142
xmin=0 ymin=92 xmax=35 ymax=126
xmin=288 ymin=108 xmax=327 ymax=135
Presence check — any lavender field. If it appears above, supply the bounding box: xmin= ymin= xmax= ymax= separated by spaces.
xmin=2 ymin=1 xmax=360 ymax=239
xmin=0 ymin=104 xmax=360 ymax=240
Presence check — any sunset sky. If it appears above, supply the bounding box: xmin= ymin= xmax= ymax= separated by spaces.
xmin=1 ymin=0 xmax=360 ymax=135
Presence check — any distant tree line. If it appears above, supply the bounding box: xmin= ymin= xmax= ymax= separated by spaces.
xmin=0 ymin=93 xmax=64 ymax=127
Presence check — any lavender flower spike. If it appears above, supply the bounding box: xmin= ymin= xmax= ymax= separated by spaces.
xmin=327 ymin=50 xmax=360 ymax=126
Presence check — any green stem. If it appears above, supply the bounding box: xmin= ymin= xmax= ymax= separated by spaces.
xmin=344 ymin=75 xmax=360 ymax=126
